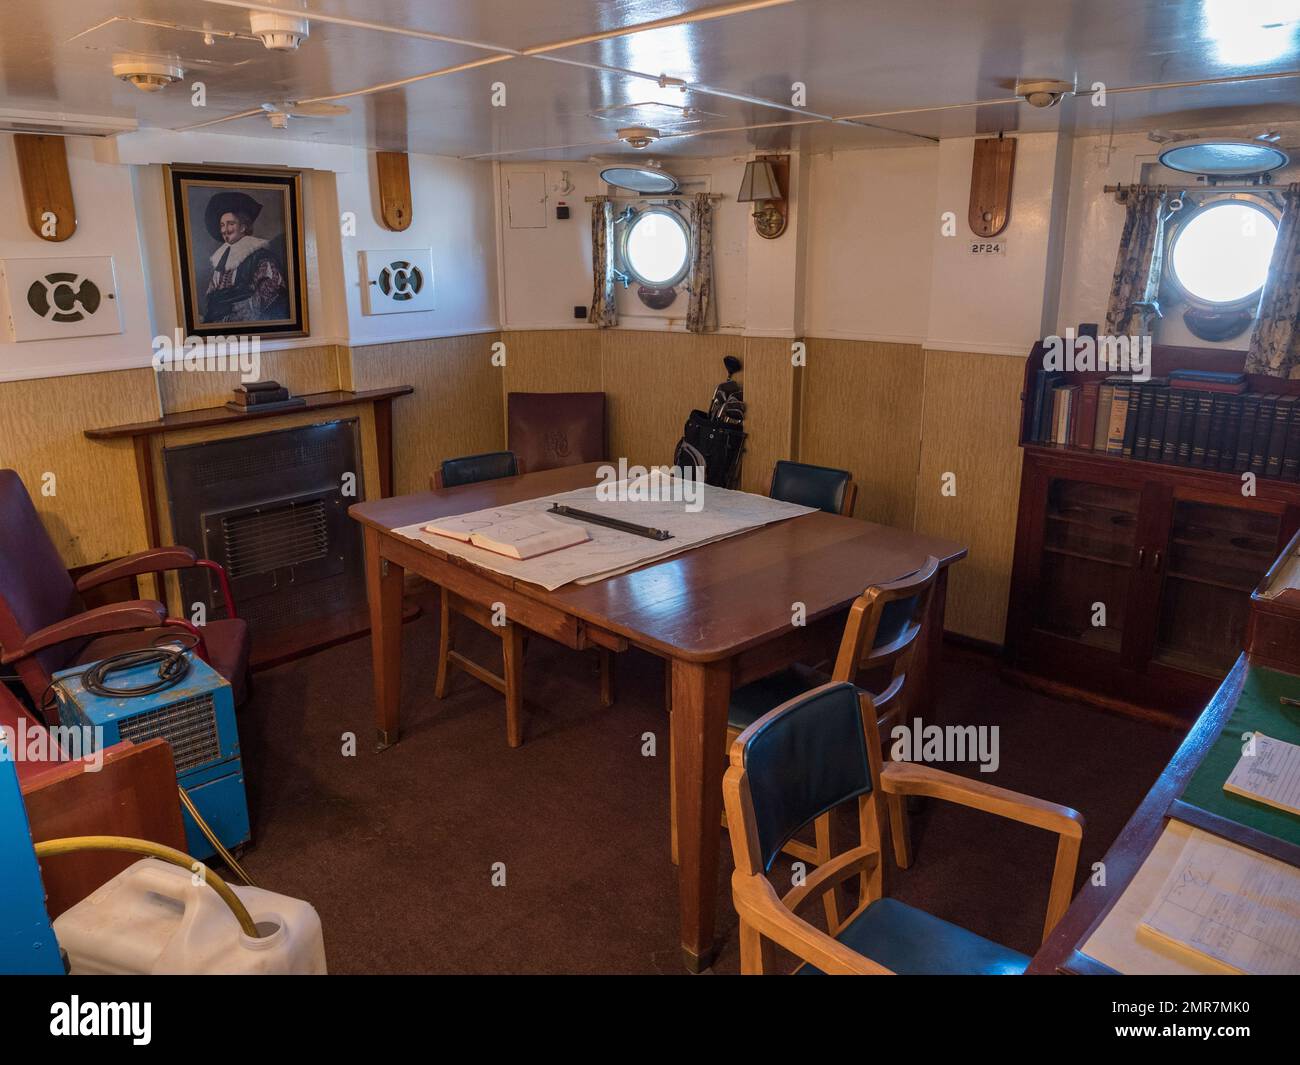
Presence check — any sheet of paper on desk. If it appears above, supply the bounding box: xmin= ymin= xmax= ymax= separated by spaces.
xmin=1137 ymin=826 xmax=1300 ymax=974
xmin=1224 ymin=732 xmax=1300 ymax=818
xmin=395 ymin=478 xmax=816 ymax=591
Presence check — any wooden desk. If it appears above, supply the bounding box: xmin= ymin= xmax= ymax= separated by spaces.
xmin=350 ymin=463 xmax=966 ymax=971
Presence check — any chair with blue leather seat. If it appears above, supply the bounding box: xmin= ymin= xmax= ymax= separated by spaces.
xmin=430 ymin=451 xmax=612 ymax=746
xmin=433 ymin=450 xmax=520 ymax=490
xmin=723 ymin=680 xmax=1084 ymax=974
xmin=724 ymin=556 xmax=940 ymax=878
xmin=769 ymin=459 xmax=857 ymax=516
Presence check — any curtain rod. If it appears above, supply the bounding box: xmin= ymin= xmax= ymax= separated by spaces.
xmin=1103 ymin=181 xmax=1290 ymax=196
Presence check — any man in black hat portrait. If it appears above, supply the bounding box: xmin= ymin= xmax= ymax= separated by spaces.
xmin=202 ymin=191 xmax=278 ymax=323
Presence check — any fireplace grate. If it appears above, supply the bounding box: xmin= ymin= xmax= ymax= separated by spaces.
xmin=221 ymin=499 xmax=329 ymax=579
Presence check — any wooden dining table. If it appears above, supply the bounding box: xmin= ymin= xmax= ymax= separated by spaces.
xmin=350 ymin=463 xmax=967 ymax=971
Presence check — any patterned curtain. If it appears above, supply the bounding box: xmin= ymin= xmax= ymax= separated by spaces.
xmin=587 ymin=196 xmax=618 ymax=328
xmin=1246 ymin=184 xmax=1300 ymax=379
xmin=685 ymin=193 xmax=717 ymax=333
xmin=1104 ymin=186 xmax=1168 ymax=337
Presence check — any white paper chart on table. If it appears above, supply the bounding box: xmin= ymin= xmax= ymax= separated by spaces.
xmin=1138 ymin=826 xmax=1300 ymax=975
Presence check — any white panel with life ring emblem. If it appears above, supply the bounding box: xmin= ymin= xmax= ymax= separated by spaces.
xmin=0 ymin=256 xmax=123 ymax=341
xmin=359 ymin=249 xmax=435 ymax=315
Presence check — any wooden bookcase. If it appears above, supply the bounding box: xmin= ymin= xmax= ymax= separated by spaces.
xmin=1005 ymin=344 xmax=1300 ymax=722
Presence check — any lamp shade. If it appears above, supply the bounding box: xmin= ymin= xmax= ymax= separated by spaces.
xmin=737 ymin=160 xmax=781 ymax=202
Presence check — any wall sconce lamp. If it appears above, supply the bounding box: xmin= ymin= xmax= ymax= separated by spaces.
xmin=737 ymin=156 xmax=788 ymax=239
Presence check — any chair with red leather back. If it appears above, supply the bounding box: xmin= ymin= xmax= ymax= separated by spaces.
xmin=0 ymin=470 xmax=250 ymax=716
xmin=506 ymin=392 xmax=606 ymax=472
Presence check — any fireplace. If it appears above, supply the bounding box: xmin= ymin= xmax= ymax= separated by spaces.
xmin=163 ymin=420 xmax=366 ymax=649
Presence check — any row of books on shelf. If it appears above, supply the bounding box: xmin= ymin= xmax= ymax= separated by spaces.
xmin=1028 ymin=369 xmax=1300 ymax=481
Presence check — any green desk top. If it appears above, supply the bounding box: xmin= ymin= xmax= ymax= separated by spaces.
xmin=1181 ymin=664 xmax=1300 ymax=848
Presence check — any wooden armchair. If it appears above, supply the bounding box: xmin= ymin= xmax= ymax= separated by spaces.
xmin=0 ymin=470 xmax=249 ymax=714
xmin=724 ymin=681 xmax=1084 ymax=975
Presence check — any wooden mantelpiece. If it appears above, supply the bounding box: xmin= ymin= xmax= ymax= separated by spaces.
xmin=86 ymin=386 xmax=412 ymax=441
xmin=85 ymin=386 xmax=414 ymax=667
xmin=86 ymin=386 xmax=412 ymax=548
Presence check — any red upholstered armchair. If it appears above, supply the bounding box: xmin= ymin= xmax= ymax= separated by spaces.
xmin=0 ymin=470 xmax=250 ymax=716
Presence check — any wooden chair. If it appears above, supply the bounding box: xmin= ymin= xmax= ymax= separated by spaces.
xmin=430 ymin=451 xmax=612 ymax=747
xmin=724 ymin=681 xmax=1084 ymax=974
xmin=669 ymin=557 xmax=938 ymax=890
xmin=769 ymin=459 xmax=857 ymax=516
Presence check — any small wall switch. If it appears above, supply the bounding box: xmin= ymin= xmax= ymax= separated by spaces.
xmin=556 ymin=203 xmax=570 ymax=220
xmin=574 ymin=305 xmax=587 ymax=319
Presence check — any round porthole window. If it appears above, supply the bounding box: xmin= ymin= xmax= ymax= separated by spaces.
xmin=1167 ymin=199 xmax=1279 ymax=308
xmin=621 ymin=207 xmax=691 ymax=288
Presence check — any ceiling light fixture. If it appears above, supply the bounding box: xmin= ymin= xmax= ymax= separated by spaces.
xmin=1015 ymin=78 xmax=1074 ymax=108
xmin=112 ymin=56 xmax=185 ymax=92
xmin=617 ymin=126 xmax=660 ymax=149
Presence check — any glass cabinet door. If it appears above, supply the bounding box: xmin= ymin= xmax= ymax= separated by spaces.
xmin=1153 ymin=500 xmax=1282 ymax=676
xmin=1034 ymin=478 xmax=1142 ymax=653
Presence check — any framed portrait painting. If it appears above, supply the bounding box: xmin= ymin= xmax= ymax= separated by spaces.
xmin=165 ymin=165 xmax=309 ymax=338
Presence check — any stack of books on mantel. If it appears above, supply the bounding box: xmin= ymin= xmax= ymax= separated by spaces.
xmin=1028 ymin=369 xmax=1300 ymax=481
xmin=224 ymin=380 xmax=306 ymax=414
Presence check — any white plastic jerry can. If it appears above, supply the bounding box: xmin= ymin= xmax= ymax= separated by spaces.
xmin=53 ymin=859 xmax=327 ymax=975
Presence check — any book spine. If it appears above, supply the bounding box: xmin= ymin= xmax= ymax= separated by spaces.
xmin=1162 ymin=391 xmax=1185 ymax=465
xmin=1147 ymin=388 xmax=1170 ymax=464
xmin=1133 ymin=385 xmax=1156 ymax=460
xmin=1236 ymin=396 xmax=1262 ymax=472
xmin=1106 ymin=384 xmax=1132 ymax=455
xmin=1094 ymin=384 xmax=1115 ymax=451
xmin=1250 ymin=396 xmax=1277 ymax=476
xmin=1284 ymin=402 xmax=1300 ymax=482
xmin=1190 ymin=391 xmax=1215 ymax=467
xmin=1123 ymin=384 xmax=1145 ymax=458
xmin=1266 ymin=399 xmax=1296 ymax=479
xmin=1073 ymin=382 xmax=1100 ymax=450
xmin=1175 ymin=390 xmax=1198 ymax=465
xmin=1206 ymin=394 xmax=1230 ymax=469
xmin=1219 ymin=395 xmax=1243 ymax=473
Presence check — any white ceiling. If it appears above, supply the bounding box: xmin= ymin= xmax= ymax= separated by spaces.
xmin=1 ymin=0 xmax=1298 ymax=159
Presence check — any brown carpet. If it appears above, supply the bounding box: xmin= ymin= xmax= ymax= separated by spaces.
xmin=231 ymin=598 xmax=1185 ymax=974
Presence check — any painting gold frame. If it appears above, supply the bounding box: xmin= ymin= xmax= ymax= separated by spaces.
xmin=163 ymin=164 xmax=309 ymax=338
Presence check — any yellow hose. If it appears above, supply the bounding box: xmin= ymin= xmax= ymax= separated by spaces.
xmin=33 ymin=835 xmax=263 ymax=938
xmin=177 ymin=786 xmax=256 ymax=888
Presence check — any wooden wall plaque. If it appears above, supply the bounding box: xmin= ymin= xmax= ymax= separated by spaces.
xmin=14 ymin=134 xmax=77 ymax=241
xmin=375 ymin=151 xmax=413 ymax=231
xmin=968 ymin=136 xmax=1015 ymax=238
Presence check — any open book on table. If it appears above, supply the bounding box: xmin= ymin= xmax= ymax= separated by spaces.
xmin=423 ymin=513 xmax=590 ymax=561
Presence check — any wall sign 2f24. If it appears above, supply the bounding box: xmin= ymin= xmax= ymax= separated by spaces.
xmin=969 ymin=240 xmax=1007 ymax=256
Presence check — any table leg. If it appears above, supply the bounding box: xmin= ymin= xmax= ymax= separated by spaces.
xmin=364 ymin=526 xmax=405 ymax=750
xmin=671 ymin=656 xmax=731 ymax=973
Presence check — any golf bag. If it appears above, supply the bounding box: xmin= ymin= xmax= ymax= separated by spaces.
xmin=673 ymin=355 xmax=746 ymax=489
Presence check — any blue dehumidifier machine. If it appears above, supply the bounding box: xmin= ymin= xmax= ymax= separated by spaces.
xmin=52 ymin=651 xmax=250 ymax=861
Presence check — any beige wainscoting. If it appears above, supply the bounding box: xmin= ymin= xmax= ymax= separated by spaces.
xmin=156 ymin=344 xmax=346 ymax=414
xmin=798 ymin=338 xmax=924 ymax=528
xmin=345 ymin=332 xmax=503 ymax=496
xmin=0 ymin=368 xmax=159 ymax=567
xmin=911 ymin=349 xmax=1026 ymax=644
xmin=499 ymin=329 xmax=791 ymax=492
